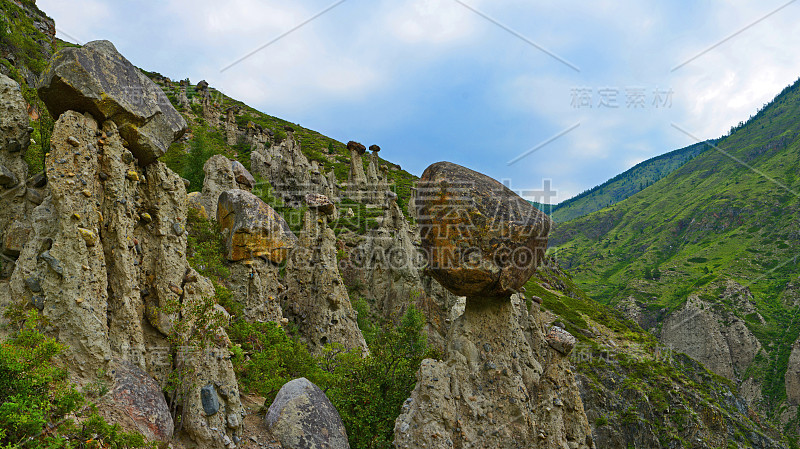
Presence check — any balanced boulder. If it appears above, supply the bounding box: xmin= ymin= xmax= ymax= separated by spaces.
xmin=305 ymin=193 xmax=335 ymax=216
xmin=416 ymin=161 xmax=551 ymax=299
xmin=38 ymin=40 xmax=186 ymax=165
xmin=217 ymin=189 xmax=297 ymax=263
xmin=265 ymin=378 xmax=350 ymax=449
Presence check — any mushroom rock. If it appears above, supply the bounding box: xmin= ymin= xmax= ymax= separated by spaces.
xmin=394 ymin=161 xmax=593 ymax=449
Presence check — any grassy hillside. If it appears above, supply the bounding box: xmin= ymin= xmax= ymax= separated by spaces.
xmin=537 ymin=141 xmax=712 ymax=222
xmin=552 ymin=76 xmax=800 ymax=411
xmin=526 ymin=260 xmax=787 ymax=447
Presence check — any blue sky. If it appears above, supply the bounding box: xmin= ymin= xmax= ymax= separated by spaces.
xmin=39 ymin=0 xmax=800 ymax=203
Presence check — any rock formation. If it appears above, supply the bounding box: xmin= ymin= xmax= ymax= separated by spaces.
xmin=217 ymin=189 xmax=297 ymax=263
xmin=418 ymin=162 xmax=550 ymax=298
xmin=250 ymin=129 xmax=333 ymax=205
xmin=661 ymin=293 xmax=761 ymax=382
xmin=0 ymin=73 xmax=34 ymax=278
xmin=265 ymin=377 xmax=351 ymax=449
xmin=282 ymin=196 xmax=368 ymax=355
xmin=37 ymin=40 xmax=187 ymax=165
xmin=394 ymin=162 xmax=593 ymax=448
xmin=1 ymin=42 xmax=244 ymax=448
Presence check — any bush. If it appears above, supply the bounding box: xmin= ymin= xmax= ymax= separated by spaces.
xmin=186 ymin=208 xmax=229 ymax=281
xmin=182 ymin=132 xmax=213 ymax=193
xmin=326 ymin=306 xmax=429 ymax=449
xmin=228 ymin=320 xmax=326 ymax=406
xmin=0 ymin=310 xmax=150 ymax=448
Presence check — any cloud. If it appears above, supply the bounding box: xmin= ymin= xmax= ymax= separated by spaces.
xmin=34 ymin=0 xmax=800 ymax=203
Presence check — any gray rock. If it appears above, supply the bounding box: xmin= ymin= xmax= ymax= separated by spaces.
xmin=265 ymin=378 xmax=350 ymax=449
xmin=0 ymin=164 xmax=17 ymax=187
xmin=38 ymin=250 xmax=63 ymax=276
xmin=231 ymin=160 xmax=255 ymax=188
xmin=24 ymin=276 xmax=42 ymax=293
xmin=201 ymin=384 xmax=220 ymax=416
xmin=37 ymin=40 xmax=187 ymax=165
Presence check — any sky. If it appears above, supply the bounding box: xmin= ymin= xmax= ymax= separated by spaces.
xmin=38 ymin=0 xmax=800 ymax=203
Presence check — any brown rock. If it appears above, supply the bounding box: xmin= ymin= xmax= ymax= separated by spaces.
xmin=305 ymin=193 xmax=335 ymax=215
xmin=546 ymin=326 xmax=577 ymax=355
xmin=416 ymin=161 xmax=551 ymax=299
xmin=3 ymin=220 xmax=31 ymax=256
xmin=99 ymin=360 xmax=174 ymax=441
xmin=217 ymin=189 xmax=297 ymax=263
xmin=346 ymin=141 xmax=366 ymax=155
xmin=369 ymin=144 xmax=381 ymax=153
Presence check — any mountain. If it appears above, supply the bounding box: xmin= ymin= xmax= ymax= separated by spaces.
xmin=0 ymin=1 xmax=793 ymax=448
xmin=552 ymin=76 xmax=800 ymax=430
xmin=536 ymin=140 xmax=713 ymax=222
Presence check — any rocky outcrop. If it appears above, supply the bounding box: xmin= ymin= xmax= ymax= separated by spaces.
xmin=4 ymin=108 xmax=244 ymax=448
xmin=200 ymin=154 xmax=238 ymax=217
xmin=786 ymin=338 xmax=800 ymax=405
xmin=394 ymin=162 xmax=592 ymax=448
xmin=2 ymin=45 xmax=244 ymax=448
xmin=38 ymin=40 xmax=186 ymax=165
xmin=265 ymin=378 xmax=350 ymax=449
xmin=661 ymin=294 xmax=761 ymax=382
xmin=282 ymin=202 xmax=367 ymax=355
xmin=250 ymin=130 xmax=333 ymax=205
xmin=416 ymin=161 xmax=551 ymax=299
xmin=0 ymin=74 xmax=34 ymax=274
xmin=217 ymin=189 xmax=297 ymax=263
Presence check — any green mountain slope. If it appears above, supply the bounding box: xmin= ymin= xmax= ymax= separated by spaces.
xmin=552 ymin=77 xmax=800 ymax=413
xmin=538 ymin=140 xmax=712 ymax=222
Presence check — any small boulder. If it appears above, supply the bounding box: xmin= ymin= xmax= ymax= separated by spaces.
xmin=201 ymin=384 xmax=220 ymax=416
xmin=416 ymin=161 xmax=551 ymax=299
xmin=546 ymin=326 xmax=576 ymax=355
xmin=187 ymin=191 xmax=208 ymax=219
xmin=37 ymin=40 xmax=187 ymax=165
xmin=369 ymin=144 xmax=381 ymax=153
xmin=346 ymin=141 xmax=366 ymax=155
xmin=3 ymin=220 xmax=31 ymax=256
xmin=195 ymin=80 xmax=209 ymax=91
xmin=265 ymin=378 xmax=350 ymax=449
xmin=217 ymin=189 xmax=297 ymax=263
xmin=230 ymin=160 xmax=255 ymax=188
xmin=305 ymin=193 xmax=335 ymax=216
xmin=100 ymin=360 xmax=174 ymax=441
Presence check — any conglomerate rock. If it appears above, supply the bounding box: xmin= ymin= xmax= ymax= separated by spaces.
xmin=5 ymin=108 xmax=243 ymax=448
xmin=415 ymin=161 xmax=551 ymax=299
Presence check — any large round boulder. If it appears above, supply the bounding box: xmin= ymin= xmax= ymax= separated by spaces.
xmin=217 ymin=189 xmax=297 ymax=263
xmin=37 ymin=40 xmax=186 ymax=165
xmin=265 ymin=378 xmax=350 ymax=449
xmin=415 ymin=161 xmax=551 ymax=299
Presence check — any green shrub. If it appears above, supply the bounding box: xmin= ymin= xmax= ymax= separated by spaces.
xmin=0 ymin=310 xmax=150 ymax=448
xmin=228 ymin=320 xmax=326 ymax=405
xmin=182 ymin=132 xmax=213 ymax=192
xmin=186 ymin=208 xmax=229 ymax=281
xmin=326 ymin=306 xmax=429 ymax=449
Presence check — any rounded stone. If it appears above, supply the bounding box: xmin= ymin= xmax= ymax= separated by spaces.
xmin=415 ymin=161 xmax=551 ymax=299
